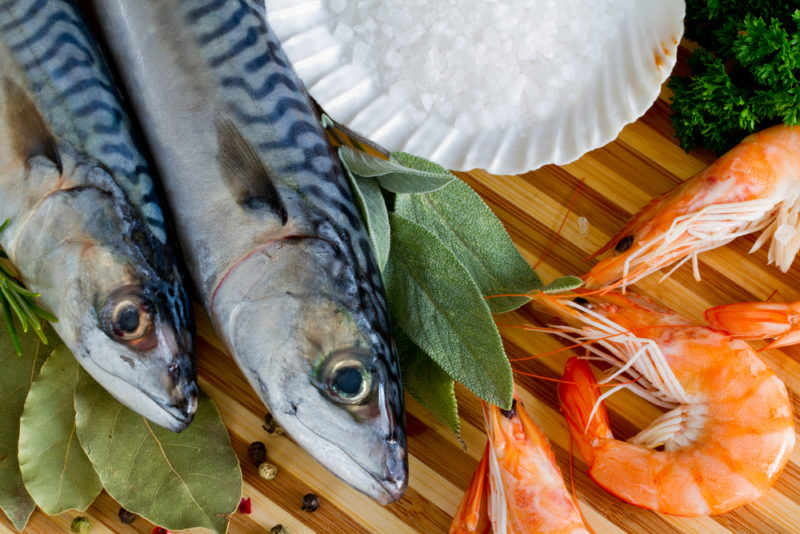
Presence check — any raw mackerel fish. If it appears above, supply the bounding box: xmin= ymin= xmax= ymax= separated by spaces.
xmin=0 ymin=0 xmax=197 ymax=431
xmin=89 ymin=0 xmax=407 ymax=503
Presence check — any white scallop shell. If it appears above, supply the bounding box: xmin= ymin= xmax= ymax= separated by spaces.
xmin=267 ymin=1 xmax=685 ymax=175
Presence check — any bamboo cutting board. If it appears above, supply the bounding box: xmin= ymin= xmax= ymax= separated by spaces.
xmin=4 ymin=45 xmax=800 ymax=534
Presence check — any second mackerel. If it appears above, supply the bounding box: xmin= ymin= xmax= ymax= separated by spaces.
xmin=88 ymin=0 xmax=408 ymax=502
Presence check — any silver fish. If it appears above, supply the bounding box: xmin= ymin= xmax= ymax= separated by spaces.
xmin=0 ymin=0 xmax=196 ymax=431
xmin=88 ymin=0 xmax=408 ymax=503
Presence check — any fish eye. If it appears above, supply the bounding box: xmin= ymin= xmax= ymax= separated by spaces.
xmin=318 ymin=349 xmax=376 ymax=406
xmin=615 ymin=235 xmax=634 ymax=254
xmin=329 ymin=363 xmax=371 ymax=403
xmin=101 ymin=287 xmax=155 ymax=346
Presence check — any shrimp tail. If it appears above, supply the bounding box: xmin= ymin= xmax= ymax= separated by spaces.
xmin=704 ymin=302 xmax=800 ymax=349
xmin=449 ymin=443 xmax=492 ymax=534
xmin=558 ymin=358 xmax=613 ymax=464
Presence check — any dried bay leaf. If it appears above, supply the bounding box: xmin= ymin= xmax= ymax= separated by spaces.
xmin=18 ymin=345 xmax=101 ymax=514
xmin=385 ymin=213 xmax=512 ymax=409
xmin=395 ymin=178 xmax=542 ymax=314
xmin=75 ymin=371 xmax=241 ymax=534
xmin=0 ymin=320 xmax=53 ymax=531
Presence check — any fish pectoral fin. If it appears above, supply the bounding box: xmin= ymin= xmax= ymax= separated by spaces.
xmin=216 ymin=117 xmax=288 ymax=224
xmin=3 ymin=77 xmax=62 ymax=174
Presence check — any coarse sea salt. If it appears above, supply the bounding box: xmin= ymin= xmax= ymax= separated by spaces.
xmin=321 ymin=0 xmax=625 ymax=134
xmin=267 ymin=0 xmax=684 ymax=173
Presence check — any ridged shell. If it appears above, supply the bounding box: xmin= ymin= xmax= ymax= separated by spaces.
xmin=267 ymin=0 xmax=685 ymax=175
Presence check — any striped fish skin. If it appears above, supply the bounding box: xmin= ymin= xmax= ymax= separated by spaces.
xmin=0 ymin=0 xmax=197 ymax=431
xmin=89 ymin=0 xmax=407 ymax=503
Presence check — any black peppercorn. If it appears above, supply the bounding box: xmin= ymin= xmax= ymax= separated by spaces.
xmin=301 ymin=493 xmax=319 ymax=512
xmin=263 ymin=413 xmax=284 ymax=435
xmin=248 ymin=441 xmax=267 ymax=465
xmin=118 ymin=507 xmax=137 ymax=524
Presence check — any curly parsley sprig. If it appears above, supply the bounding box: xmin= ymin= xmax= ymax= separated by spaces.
xmin=668 ymin=3 xmax=800 ymax=153
xmin=0 ymin=219 xmax=57 ymax=355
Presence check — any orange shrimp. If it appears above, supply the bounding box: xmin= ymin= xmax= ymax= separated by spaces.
xmin=705 ymin=301 xmax=800 ymax=349
xmin=450 ymin=392 xmax=589 ymax=533
xmin=583 ymin=124 xmax=800 ymax=289
xmin=531 ymin=290 xmax=794 ymax=515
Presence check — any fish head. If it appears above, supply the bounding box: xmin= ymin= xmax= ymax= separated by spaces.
xmin=15 ymin=159 xmax=197 ymax=432
xmin=213 ymin=237 xmax=407 ymax=504
xmin=74 ymin=266 xmax=198 ymax=432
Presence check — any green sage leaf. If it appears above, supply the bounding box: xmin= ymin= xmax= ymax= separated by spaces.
xmin=341 ymin=148 xmax=391 ymax=270
xmin=395 ymin=327 xmax=460 ymax=439
xmin=395 ymin=178 xmax=542 ymax=314
xmin=75 ymin=372 xmax=241 ymax=534
xmin=339 ymin=146 xmax=454 ymax=194
xmin=0 ymin=321 xmax=53 ymax=530
xmin=542 ymin=275 xmax=584 ymax=294
xmin=18 ymin=346 xmax=101 ymax=514
xmin=384 ymin=213 xmax=512 ymax=409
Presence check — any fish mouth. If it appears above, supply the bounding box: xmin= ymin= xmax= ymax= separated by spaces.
xmin=96 ymin=353 xmax=198 ymax=432
xmin=293 ymin=409 xmax=408 ymax=504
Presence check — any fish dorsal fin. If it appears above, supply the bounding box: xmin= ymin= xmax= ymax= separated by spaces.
xmin=3 ymin=77 xmax=62 ymax=174
xmin=216 ymin=118 xmax=288 ymax=225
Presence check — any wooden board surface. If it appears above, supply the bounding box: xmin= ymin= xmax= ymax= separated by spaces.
xmin=4 ymin=45 xmax=800 ymax=534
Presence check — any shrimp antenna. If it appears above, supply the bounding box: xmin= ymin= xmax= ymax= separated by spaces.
xmin=534 ymin=178 xmax=584 ymax=270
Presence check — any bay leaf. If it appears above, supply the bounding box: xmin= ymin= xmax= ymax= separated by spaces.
xmin=0 ymin=320 xmax=53 ymax=531
xmin=75 ymin=372 xmax=241 ymax=534
xmin=395 ymin=178 xmax=542 ymax=314
xmin=384 ymin=213 xmax=512 ymax=409
xmin=339 ymin=146 xmax=454 ymax=194
xmin=341 ymin=148 xmax=391 ymax=270
xmin=395 ymin=326 xmax=460 ymax=439
xmin=18 ymin=345 xmax=102 ymax=514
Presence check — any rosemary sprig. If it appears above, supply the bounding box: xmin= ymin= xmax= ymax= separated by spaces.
xmin=0 ymin=219 xmax=57 ymax=355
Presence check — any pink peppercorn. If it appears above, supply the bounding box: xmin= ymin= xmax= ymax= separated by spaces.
xmin=238 ymin=497 xmax=252 ymax=514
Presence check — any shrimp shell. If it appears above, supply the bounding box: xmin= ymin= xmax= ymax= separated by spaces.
xmin=450 ymin=392 xmax=588 ymax=533
xmin=533 ymin=291 xmax=795 ymax=515
xmin=584 ymin=125 xmax=800 ymax=289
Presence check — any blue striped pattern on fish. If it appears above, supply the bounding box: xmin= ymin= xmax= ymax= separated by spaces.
xmin=0 ymin=0 xmax=197 ymax=431
xmin=87 ymin=0 xmax=407 ymax=503
xmin=0 ymin=0 xmax=166 ymax=242
xmin=185 ymin=0 xmax=394 ymax=372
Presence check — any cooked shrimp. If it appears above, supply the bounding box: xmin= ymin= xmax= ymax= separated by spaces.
xmin=706 ymin=301 xmax=800 ymax=349
xmin=531 ymin=291 xmax=794 ymax=515
xmin=450 ymin=392 xmax=589 ymax=534
xmin=583 ymin=124 xmax=800 ymax=289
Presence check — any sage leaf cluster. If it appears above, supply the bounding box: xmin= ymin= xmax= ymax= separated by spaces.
xmin=339 ymin=141 xmax=581 ymax=437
